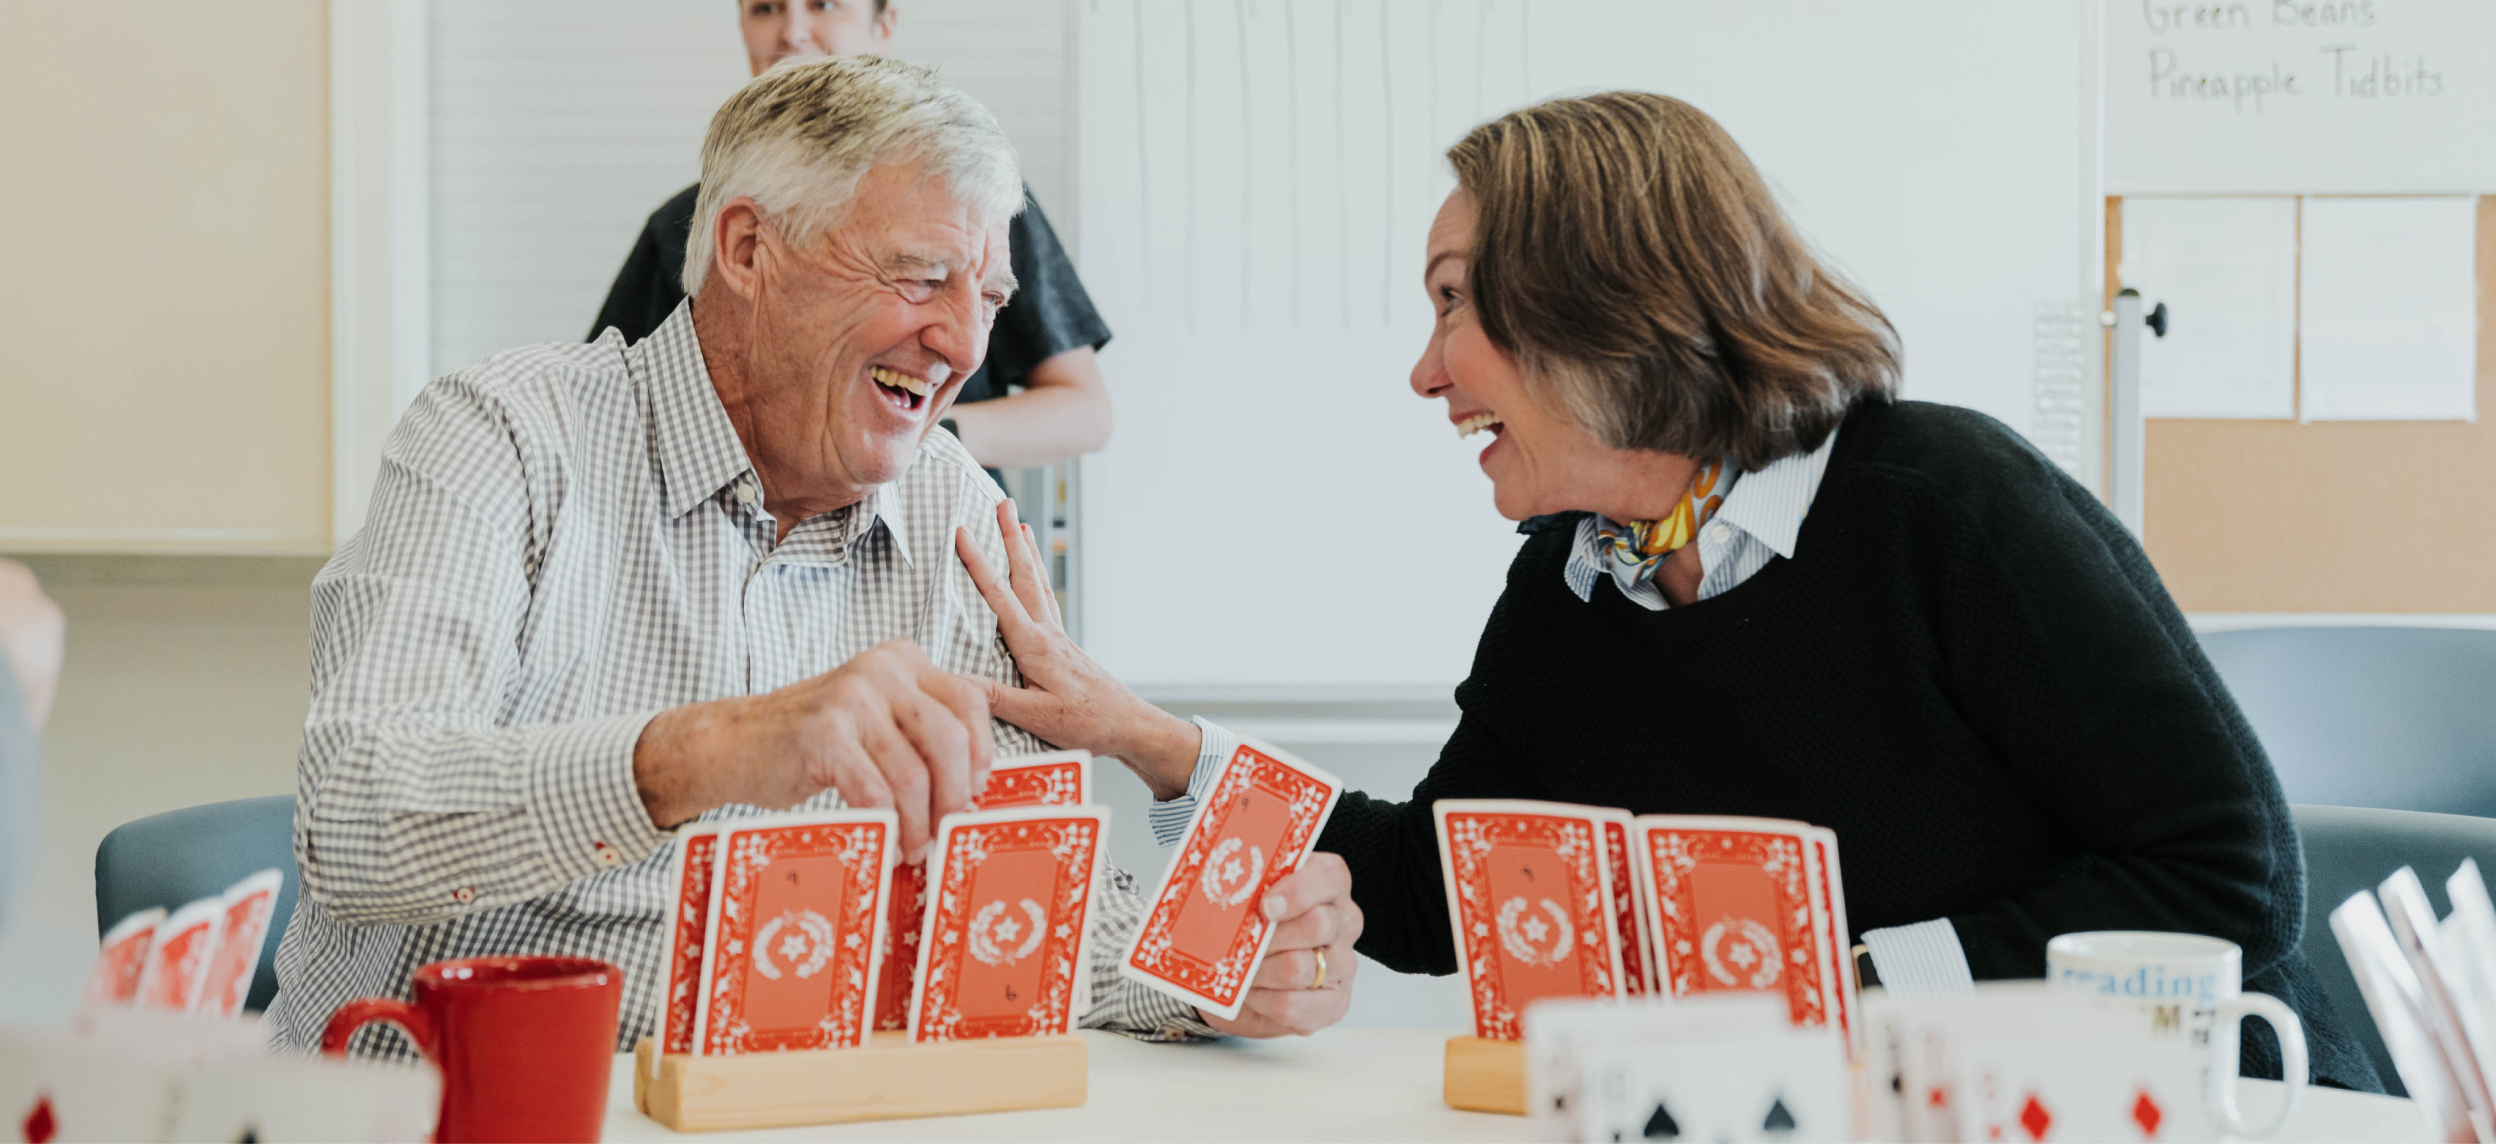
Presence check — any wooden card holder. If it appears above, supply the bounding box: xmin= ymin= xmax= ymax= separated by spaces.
xmin=633 ymin=1032 xmax=1087 ymax=1132
xmin=1442 ymin=1035 xmax=1526 ymax=1115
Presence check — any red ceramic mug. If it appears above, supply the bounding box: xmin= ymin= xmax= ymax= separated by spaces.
xmin=322 ymin=956 xmax=622 ymax=1143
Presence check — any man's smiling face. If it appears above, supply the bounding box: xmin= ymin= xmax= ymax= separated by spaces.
xmin=740 ymin=159 xmax=1015 ymax=499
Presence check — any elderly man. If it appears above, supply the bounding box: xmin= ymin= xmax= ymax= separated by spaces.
xmin=265 ymin=56 xmax=1358 ymax=1056
xmin=592 ymin=0 xmax=1114 ymax=487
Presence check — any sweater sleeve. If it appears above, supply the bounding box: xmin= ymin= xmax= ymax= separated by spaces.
xmin=1903 ymin=428 xmax=2301 ymax=982
xmin=1317 ymin=710 xmax=1555 ymax=977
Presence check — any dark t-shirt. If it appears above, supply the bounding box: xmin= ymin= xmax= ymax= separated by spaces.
xmin=589 ymin=183 xmax=1112 ymax=408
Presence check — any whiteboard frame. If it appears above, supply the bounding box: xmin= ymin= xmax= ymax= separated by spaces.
xmin=328 ymin=0 xmax=433 ymax=547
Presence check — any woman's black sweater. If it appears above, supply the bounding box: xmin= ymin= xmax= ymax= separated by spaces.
xmin=1318 ymin=399 xmax=2378 ymax=1090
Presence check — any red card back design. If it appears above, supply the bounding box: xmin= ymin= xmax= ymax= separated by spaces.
xmin=1436 ymin=803 xmax=1621 ymax=1040
xmin=133 ymin=900 xmax=221 ymax=1012
xmin=659 ymin=827 xmax=722 ymax=1056
xmin=1122 ymin=742 xmax=1341 ymax=1019
xmin=699 ymin=814 xmax=892 ymax=1054
xmin=977 ymin=754 xmax=1088 ymax=809
xmin=876 ymin=861 xmax=930 ymax=1034
xmin=876 ymin=752 xmax=1091 ymax=1033
xmin=85 ymin=909 xmax=162 ymax=1004
xmin=1600 ymin=817 xmax=1648 ymax=998
xmin=1641 ymin=823 xmax=1829 ymax=1030
xmin=195 ymin=870 xmax=282 ymax=1017
xmin=1810 ymin=829 xmax=1859 ymax=1055
xmin=910 ymin=808 xmax=1105 ymax=1041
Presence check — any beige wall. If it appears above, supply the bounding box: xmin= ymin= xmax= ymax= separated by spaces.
xmin=0 ymin=558 xmax=318 ymax=1022
xmin=0 ymin=2 xmax=331 ymax=554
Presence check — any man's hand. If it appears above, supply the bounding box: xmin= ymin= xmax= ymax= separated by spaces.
xmin=631 ymin=638 xmax=993 ymax=856
xmin=0 ymin=560 xmax=65 ymax=731
xmin=1202 ymin=853 xmax=1361 ymax=1038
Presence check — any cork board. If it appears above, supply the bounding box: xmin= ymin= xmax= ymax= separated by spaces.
xmin=2108 ymin=195 xmax=2496 ymax=613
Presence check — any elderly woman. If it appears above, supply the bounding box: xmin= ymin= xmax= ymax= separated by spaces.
xmin=958 ymin=92 xmax=2376 ymax=1088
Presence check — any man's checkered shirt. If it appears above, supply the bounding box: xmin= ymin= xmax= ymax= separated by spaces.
xmin=263 ymin=305 xmax=1211 ymax=1057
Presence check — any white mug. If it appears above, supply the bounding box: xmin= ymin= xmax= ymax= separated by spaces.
xmin=2047 ymin=931 xmax=2308 ymax=1140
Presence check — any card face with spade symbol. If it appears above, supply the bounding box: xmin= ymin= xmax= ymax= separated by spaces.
xmin=907 ymin=805 xmax=1108 ymax=1041
xmin=1576 ymin=1030 xmax=1849 ymax=1143
xmin=878 ymin=751 xmax=1094 ymax=1033
xmin=1121 ymin=738 xmax=1342 ymax=1020
xmin=695 ymin=810 xmax=896 ymax=1055
xmin=1436 ymin=800 xmax=1628 ymax=1041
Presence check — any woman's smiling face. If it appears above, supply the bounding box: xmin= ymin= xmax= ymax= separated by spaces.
xmin=1409 ymin=188 xmax=1621 ymax=522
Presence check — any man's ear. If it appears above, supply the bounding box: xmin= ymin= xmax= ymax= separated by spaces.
xmin=875 ymin=2 xmax=901 ymax=43
xmin=706 ymin=196 xmax=772 ymax=303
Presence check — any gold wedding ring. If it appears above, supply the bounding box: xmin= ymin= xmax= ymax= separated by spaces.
xmin=1310 ymin=948 xmax=1328 ymax=991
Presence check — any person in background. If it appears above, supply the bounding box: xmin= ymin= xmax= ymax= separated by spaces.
xmin=269 ymin=56 xmax=1354 ymax=1058
xmin=0 ymin=558 xmax=66 ymax=927
xmin=946 ymin=92 xmax=2381 ymax=1090
xmin=593 ymin=0 xmax=1112 ymax=484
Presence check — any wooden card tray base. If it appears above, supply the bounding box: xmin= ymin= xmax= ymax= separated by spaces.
xmin=633 ymin=1032 xmax=1087 ymax=1132
xmin=1442 ymin=1035 xmax=1526 ymax=1115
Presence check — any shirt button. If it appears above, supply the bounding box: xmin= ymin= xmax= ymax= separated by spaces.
xmin=451 ymin=887 xmax=475 ymax=904
xmin=593 ymin=841 xmax=623 ymax=868
xmin=735 ymin=478 xmax=760 ymax=508
xmin=1707 ymin=522 xmax=1733 ymax=545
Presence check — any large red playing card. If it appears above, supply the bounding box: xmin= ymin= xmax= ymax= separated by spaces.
xmin=696 ymin=811 xmax=895 ymax=1055
xmin=193 ymin=869 xmax=283 ymax=1018
xmin=1635 ymin=816 xmax=1836 ymax=1033
xmin=655 ymin=824 xmax=724 ymax=1063
xmin=83 ymin=908 xmax=163 ymax=1005
xmin=977 ymin=752 xmax=1090 ymax=810
xmin=876 ymin=752 xmax=1093 ymax=1033
xmin=132 ymin=899 xmax=222 ymax=1012
xmin=1122 ymin=740 xmax=1342 ymax=1019
xmin=1435 ymin=801 xmax=1625 ymax=1041
xmin=908 ymin=806 xmax=1108 ymax=1041
xmin=1808 ymin=826 xmax=1859 ymax=1056
xmin=1594 ymin=810 xmax=1651 ymax=998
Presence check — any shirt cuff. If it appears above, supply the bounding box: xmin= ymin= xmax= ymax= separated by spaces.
xmin=1861 ymin=918 xmax=1976 ymax=997
xmin=1145 ymin=717 xmax=1231 ymax=847
xmin=524 ymin=709 xmax=671 ymax=886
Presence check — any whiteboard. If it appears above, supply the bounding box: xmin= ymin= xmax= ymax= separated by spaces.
xmin=2107 ymin=0 xmax=2496 ymax=194
xmin=2121 ymin=197 xmax=2300 ymax=419
xmin=2299 ymin=196 xmax=2481 ymax=421
xmin=1071 ymin=0 xmax=2097 ymax=690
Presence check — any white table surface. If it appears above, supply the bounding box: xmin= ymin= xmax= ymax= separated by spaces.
xmin=602 ymin=1027 xmax=2428 ymax=1142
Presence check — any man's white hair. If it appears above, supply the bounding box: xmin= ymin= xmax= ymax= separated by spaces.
xmin=684 ymin=54 xmax=1022 ymax=297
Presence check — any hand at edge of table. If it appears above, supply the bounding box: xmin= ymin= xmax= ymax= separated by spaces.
xmin=1203 ymin=853 xmax=1362 ymax=1038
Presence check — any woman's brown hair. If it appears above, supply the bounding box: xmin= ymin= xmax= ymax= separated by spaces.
xmin=1446 ymin=92 xmax=1899 ymax=470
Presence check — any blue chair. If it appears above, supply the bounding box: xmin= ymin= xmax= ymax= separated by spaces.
xmin=2200 ymin=626 xmax=2496 ymax=818
xmin=2293 ymin=803 xmax=2496 ymax=1098
xmin=94 ymin=795 xmax=297 ymax=1012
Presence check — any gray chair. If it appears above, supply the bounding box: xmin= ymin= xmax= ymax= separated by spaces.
xmin=2293 ymin=803 xmax=2496 ymax=1098
xmin=2201 ymin=626 xmax=2496 ymax=818
xmin=94 ymin=795 xmax=297 ymax=1012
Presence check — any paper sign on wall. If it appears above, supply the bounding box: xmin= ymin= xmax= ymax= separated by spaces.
xmin=2121 ymin=197 xmax=2300 ymax=419
xmin=2300 ymin=197 xmax=2479 ymax=423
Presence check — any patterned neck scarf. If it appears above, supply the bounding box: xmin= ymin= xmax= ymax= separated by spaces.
xmin=1593 ymin=457 xmax=1739 ymax=590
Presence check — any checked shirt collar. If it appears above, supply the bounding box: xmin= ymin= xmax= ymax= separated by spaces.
xmin=637 ymin=303 xmax=915 ymax=569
